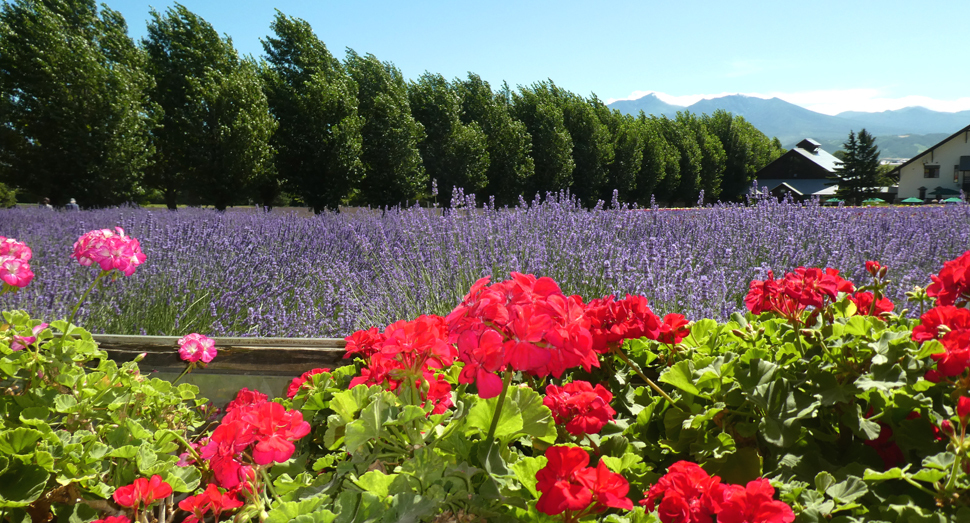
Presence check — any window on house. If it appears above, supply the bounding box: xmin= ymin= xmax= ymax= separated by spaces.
xmin=925 ymin=165 xmax=940 ymax=178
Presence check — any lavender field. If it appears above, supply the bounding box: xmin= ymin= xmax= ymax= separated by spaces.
xmin=1 ymin=193 xmax=968 ymax=338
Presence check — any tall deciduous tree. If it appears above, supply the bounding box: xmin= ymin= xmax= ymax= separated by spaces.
xmin=345 ymin=50 xmax=425 ymax=207
xmin=676 ymin=112 xmax=725 ymax=203
xmin=702 ymin=110 xmax=783 ymax=201
xmin=834 ymin=128 xmax=880 ymax=205
xmin=0 ymin=0 xmax=155 ymax=207
xmin=511 ymin=82 xmax=574 ymax=198
xmin=408 ymin=73 xmax=488 ymax=205
xmin=144 ymin=5 xmax=275 ymax=210
xmin=635 ymin=114 xmax=679 ymax=205
xmin=261 ymin=12 xmax=362 ymax=212
xmin=655 ymin=115 xmax=702 ymax=204
xmin=454 ymin=74 xmax=533 ymax=207
xmin=560 ymin=92 xmax=613 ymax=206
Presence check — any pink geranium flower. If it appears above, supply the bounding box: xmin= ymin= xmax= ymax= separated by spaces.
xmin=178 ymin=333 xmax=217 ymax=363
xmin=72 ymin=227 xmax=147 ymax=276
xmin=0 ymin=256 xmax=34 ymax=288
xmin=9 ymin=323 xmax=48 ymax=351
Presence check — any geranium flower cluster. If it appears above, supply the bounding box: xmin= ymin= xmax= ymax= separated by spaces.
xmin=543 ymin=381 xmax=616 ymax=437
xmin=344 ymin=314 xmax=456 ymax=414
xmin=200 ymin=391 xmax=310 ymax=488
xmin=71 ymin=227 xmax=146 ymax=276
xmin=178 ymin=333 xmax=217 ymax=364
xmin=912 ymin=305 xmax=970 ymax=380
xmin=286 ymin=367 xmax=331 ymax=399
xmin=535 ymin=446 xmax=633 ymax=516
xmin=911 ymin=251 xmax=970 ymax=381
xmin=447 ymin=274 xmax=599 ymax=398
xmin=179 ymin=483 xmax=244 ymax=523
xmin=0 ymin=236 xmax=34 ymax=290
xmin=585 ymin=294 xmax=661 ymax=353
xmin=113 ymin=474 xmax=172 ymax=511
xmin=640 ymin=461 xmax=794 ymax=523
xmin=927 ymin=251 xmax=970 ymax=307
xmin=745 ymin=266 xmax=856 ymax=321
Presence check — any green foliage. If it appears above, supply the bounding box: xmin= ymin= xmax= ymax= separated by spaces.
xmin=345 ymin=50 xmax=426 ymax=208
xmin=703 ymin=110 xmax=783 ymax=201
xmin=0 ymin=0 xmax=155 ymax=207
xmin=144 ymin=4 xmax=275 ymax=210
xmin=408 ymin=73 xmax=489 ymax=206
xmin=0 ymin=311 xmax=206 ymax=517
xmin=0 ymin=182 xmax=15 ymax=208
xmin=834 ymin=129 xmax=882 ymax=205
xmin=512 ymin=82 xmax=575 ymax=198
xmin=262 ymin=12 xmax=363 ymax=212
xmin=454 ymin=74 xmax=534 ymax=207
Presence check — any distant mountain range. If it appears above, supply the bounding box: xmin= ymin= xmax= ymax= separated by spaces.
xmin=607 ymin=94 xmax=970 ymax=159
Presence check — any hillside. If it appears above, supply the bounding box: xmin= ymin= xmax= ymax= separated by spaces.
xmin=607 ymin=93 xmax=969 ymax=159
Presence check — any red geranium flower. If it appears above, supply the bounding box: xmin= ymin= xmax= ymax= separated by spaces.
xmin=226 ymin=387 xmax=268 ymax=413
xmin=92 ymin=517 xmax=131 ymax=523
xmin=583 ymin=460 xmax=634 ymax=512
xmin=543 ymin=381 xmax=616 ymax=436
xmin=847 ymin=291 xmax=894 ymax=316
xmin=286 ymin=368 xmax=331 ymax=399
xmin=535 ymin=446 xmax=595 ymax=515
xmin=179 ymin=483 xmax=244 ymax=523
xmin=927 ymin=251 xmax=970 ymax=306
xmin=657 ymin=314 xmax=690 ymax=345
xmin=112 ymin=475 xmax=173 ymax=510
xmin=718 ymin=479 xmax=795 ymax=523
xmin=343 ymin=327 xmax=386 ymax=359
xmin=641 ymin=461 xmax=729 ymax=523
xmin=586 ymin=294 xmax=661 ymax=353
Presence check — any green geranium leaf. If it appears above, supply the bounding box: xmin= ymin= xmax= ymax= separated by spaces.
xmin=266 ymin=495 xmax=335 ymax=523
xmin=508 ymin=385 xmax=557 ymax=444
xmin=825 ymin=476 xmax=868 ymax=503
xmin=844 ymin=316 xmax=869 ymax=337
xmin=910 ymin=468 xmax=947 ymax=483
xmin=353 ymin=470 xmax=398 ymax=499
xmin=863 ymin=467 xmax=906 ymax=481
xmin=922 ymin=452 xmax=956 ymax=470
xmin=0 ymin=462 xmax=48 ymax=507
xmin=344 ymin=392 xmax=395 ymax=453
xmin=52 ymin=394 xmax=78 ymax=414
xmin=466 ymin=393 xmax=523 ymax=443
xmin=841 ymin=404 xmax=882 ymax=440
xmin=510 ymin=456 xmax=549 ymax=499
xmin=659 ymin=361 xmax=701 ymax=397
xmin=0 ymin=427 xmax=44 ymax=455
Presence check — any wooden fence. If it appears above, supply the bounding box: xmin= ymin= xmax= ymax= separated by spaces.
xmin=93 ymin=334 xmax=347 ymax=376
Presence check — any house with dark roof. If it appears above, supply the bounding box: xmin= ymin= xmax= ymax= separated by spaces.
xmin=753 ymin=139 xmax=841 ymax=200
xmin=891 ymin=124 xmax=970 ymax=201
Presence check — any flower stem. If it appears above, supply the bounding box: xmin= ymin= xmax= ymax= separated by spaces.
xmin=67 ymin=270 xmax=107 ymax=328
xmin=171 ymin=364 xmax=193 ymax=385
xmin=482 ymin=370 xmax=514 ymax=461
xmin=612 ymin=346 xmax=686 ymax=410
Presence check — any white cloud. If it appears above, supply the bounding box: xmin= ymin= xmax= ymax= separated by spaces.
xmin=607 ymin=89 xmax=970 ymax=115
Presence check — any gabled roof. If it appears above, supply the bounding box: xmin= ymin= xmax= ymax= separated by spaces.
xmin=790 ymin=145 xmax=842 ymax=173
xmin=891 ymin=123 xmax=970 ymax=174
xmin=755 ymin=178 xmax=837 ymax=196
xmin=755 ymin=137 xmax=842 ymax=181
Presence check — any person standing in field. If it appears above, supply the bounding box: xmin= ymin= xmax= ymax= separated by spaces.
xmin=39 ymin=197 xmax=53 ymax=210
xmin=65 ymin=198 xmax=79 ymax=211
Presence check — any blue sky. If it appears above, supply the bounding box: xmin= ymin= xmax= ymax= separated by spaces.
xmin=107 ymin=0 xmax=970 ymax=115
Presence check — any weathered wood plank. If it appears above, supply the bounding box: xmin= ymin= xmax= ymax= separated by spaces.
xmin=91 ymin=334 xmax=348 ymax=376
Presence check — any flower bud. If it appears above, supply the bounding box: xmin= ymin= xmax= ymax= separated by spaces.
xmin=878 ymin=266 xmax=888 ymax=279
xmin=133 ymin=352 xmax=147 ymax=362
xmin=731 ymin=329 xmax=747 ymax=339
xmin=865 ymin=260 xmax=881 ymax=277
xmin=959 ymin=397 xmax=970 ymax=427
xmin=941 ymin=419 xmax=955 ymax=436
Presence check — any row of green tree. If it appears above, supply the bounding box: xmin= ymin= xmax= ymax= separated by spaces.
xmin=0 ymin=0 xmax=785 ymax=210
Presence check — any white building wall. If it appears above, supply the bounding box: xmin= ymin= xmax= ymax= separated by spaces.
xmin=898 ymin=129 xmax=970 ymax=199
